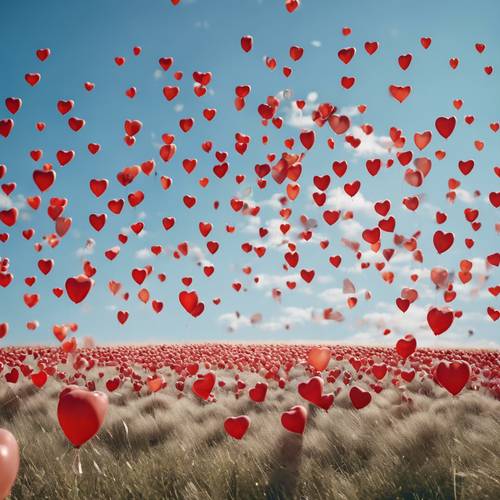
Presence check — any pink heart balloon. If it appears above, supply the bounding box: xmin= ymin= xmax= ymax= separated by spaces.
xmin=0 ymin=429 xmax=19 ymax=499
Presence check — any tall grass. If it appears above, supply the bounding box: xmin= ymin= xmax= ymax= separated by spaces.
xmin=1 ymin=362 xmax=499 ymax=499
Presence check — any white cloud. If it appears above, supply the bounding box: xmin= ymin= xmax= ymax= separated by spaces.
xmin=420 ymin=201 xmax=438 ymax=214
xmin=349 ymin=329 xmax=499 ymax=348
xmin=281 ymin=306 xmax=313 ymax=323
xmin=256 ymin=320 xmax=283 ymax=332
xmin=452 ymin=283 xmax=490 ymax=302
xmin=76 ymin=247 xmax=94 ymax=257
xmin=467 ymin=257 xmax=488 ymax=275
xmin=259 ymin=306 xmax=324 ymax=331
xmin=389 ymin=252 xmax=414 ymax=265
xmin=339 ymin=105 xmax=360 ymax=118
xmin=285 ymin=92 xmax=318 ymax=128
xmin=240 ymin=214 xmax=262 ymax=234
xmin=218 ymin=305 xmax=337 ymax=333
xmin=76 ymin=239 xmax=95 ymax=257
xmin=344 ymin=125 xmax=392 ymax=157
xmin=219 ymin=312 xmax=252 ymax=332
xmin=0 ymin=194 xmax=26 ymax=212
xmin=286 ymin=110 xmax=314 ymax=128
xmin=323 ymin=187 xmax=374 ymax=215
xmin=254 ymin=273 xmax=300 ymax=289
xmin=319 ymin=286 xmax=368 ymax=305
xmin=153 ymin=69 xmax=163 ymax=80
xmin=194 ymin=20 xmax=210 ymax=30
xmin=310 ymin=40 xmax=322 ymax=48
xmin=339 ymin=219 xmax=363 ymax=239
xmin=0 ymin=193 xmax=12 ymax=209
xmin=454 ymin=188 xmax=476 ymax=204
xmin=249 ymin=217 xmax=289 ymax=249
xmin=317 ymin=275 xmax=334 ymax=285
xmin=260 ymin=193 xmax=287 ymax=210
xmin=306 ymin=91 xmax=318 ymax=102
xmin=359 ymin=303 xmax=428 ymax=333
xmin=190 ymin=245 xmax=213 ymax=267
xmin=318 ymin=287 xmax=346 ymax=305
xmin=135 ymin=248 xmax=152 ymax=260
xmin=350 ymin=301 xmax=497 ymax=348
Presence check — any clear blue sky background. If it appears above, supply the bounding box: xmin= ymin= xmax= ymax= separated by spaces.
xmin=0 ymin=0 xmax=498 ymax=347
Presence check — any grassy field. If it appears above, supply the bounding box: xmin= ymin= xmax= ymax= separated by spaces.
xmin=1 ymin=362 xmax=499 ymax=500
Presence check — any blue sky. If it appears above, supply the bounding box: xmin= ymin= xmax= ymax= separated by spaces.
xmin=0 ymin=0 xmax=498 ymax=348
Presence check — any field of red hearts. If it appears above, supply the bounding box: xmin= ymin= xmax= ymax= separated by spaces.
xmin=0 ymin=343 xmax=499 ymax=499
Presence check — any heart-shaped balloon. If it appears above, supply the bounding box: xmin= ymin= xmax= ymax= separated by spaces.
xmin=281 ymin=405 xmax=307 ymax=434
xmin=224 ymin=415 xmax=251 ymax=440
xmin=57 ymin=386 xmax=109 ymax=448
xmin=0 ymin=429 xmax=19 ymax=499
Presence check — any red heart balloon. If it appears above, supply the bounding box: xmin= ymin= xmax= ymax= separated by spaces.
xmin=435 ymin=116 xmax=456 ymax=139
xmin=298 ymin=376 xmax=333 ymax=410
xmin=248 ymin=382 xmax=268 ymax=402
xmin=281 ymin=405 xmax=307 ymax=434
xmin=192 ymin=372 xmax=215 ymax=400
xmin=224 ymin=415 xmax=251 ymax=440
xmin=395 ymin=335 xmax=417 ymax=359
xmin=57 ymin=385 xmax=108 ymax=448
xmin=65 ymin=275 xmax=94 ymax=304
xmin=427 ymin=307 xmax=454 ymax=335
xmin=435 ymin=361 xmax=470 ymax=396
xmin=349 ymin=386 xmax=372 ymax=409
xmin=307 ymin=347 xmax=331 ymax=371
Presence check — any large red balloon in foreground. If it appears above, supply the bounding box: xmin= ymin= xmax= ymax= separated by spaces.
xmin=57 ymin=385 xmax=109 ymax=448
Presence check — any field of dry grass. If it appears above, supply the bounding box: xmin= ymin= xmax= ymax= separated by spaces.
xmin=1 ymin=359 xmax=499 ymax=500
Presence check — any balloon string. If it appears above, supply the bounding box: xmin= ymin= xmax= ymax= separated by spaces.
xmin=72 ymin=448 xmax=83 ymax=475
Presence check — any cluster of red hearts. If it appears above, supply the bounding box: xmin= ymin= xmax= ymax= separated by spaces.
xmin=2 ymin=342 xmax=499 ymax=413
xmin=0 ymin=341 xmax=498 ymax=495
